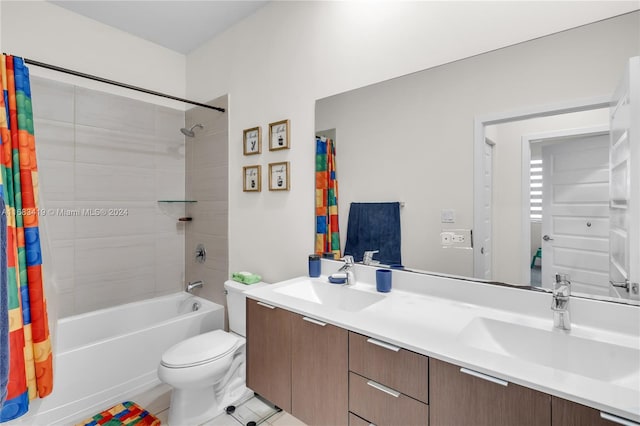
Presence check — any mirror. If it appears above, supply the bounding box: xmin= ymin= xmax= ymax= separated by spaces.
xmin=315 ymin=12 xmax=640 ymax=303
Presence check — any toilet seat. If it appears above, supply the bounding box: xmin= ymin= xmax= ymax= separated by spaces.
xmin=161 ymin=330 xmax=239 ymax=368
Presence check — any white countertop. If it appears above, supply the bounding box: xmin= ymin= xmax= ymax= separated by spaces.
xmin=245 ymin=261 xmax=640 ymax=423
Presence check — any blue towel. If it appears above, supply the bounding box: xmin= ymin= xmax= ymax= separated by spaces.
xmin=0 ymin=198 xmax=8 ymax=407
xmin=344 ymin=202 xmax=401 ymax=265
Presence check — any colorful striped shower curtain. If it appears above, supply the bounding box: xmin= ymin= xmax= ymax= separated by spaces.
xmin=0 ymin=54 xmax=53 ymax=422
xmin=315 ymin=136 xmax=340 ymax=258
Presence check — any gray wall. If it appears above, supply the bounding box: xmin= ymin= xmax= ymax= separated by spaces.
xmin=32 ymin=77 xmax=186 ymax=317
xmin=185 ymin=96 xmax=230 ymax=326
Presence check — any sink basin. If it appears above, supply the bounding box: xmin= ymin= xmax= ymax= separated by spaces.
xmin=273 ymin=278 xmax=385 ymax=312
xmin=458 ymin=317 xmax=640 ymax=387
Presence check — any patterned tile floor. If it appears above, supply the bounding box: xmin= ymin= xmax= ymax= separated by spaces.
xmin=154 ymin=395 xmax=307 ymax=426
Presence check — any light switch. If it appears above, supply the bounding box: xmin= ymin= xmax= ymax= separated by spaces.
xmin=441 ymin=209 xmax=456 ymax=223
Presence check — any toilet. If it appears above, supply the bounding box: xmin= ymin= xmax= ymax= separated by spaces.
xmin=158 ymin=280 xmax=267 ymax=426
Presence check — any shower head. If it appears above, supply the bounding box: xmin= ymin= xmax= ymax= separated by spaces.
xmin=180 ymin=123 xmax=204 ymax=137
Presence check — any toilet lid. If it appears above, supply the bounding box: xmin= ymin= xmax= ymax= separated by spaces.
xmin=161 ymin=330 xmax=239 ymax=368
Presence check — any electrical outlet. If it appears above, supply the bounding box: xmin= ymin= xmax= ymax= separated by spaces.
xmin=440 ymin=232 xmax=453 ymax=245
xmin=452 ymin=234 xmax=465 ymax=243
xmin=441 ymin=229 xmax=472 ymax=249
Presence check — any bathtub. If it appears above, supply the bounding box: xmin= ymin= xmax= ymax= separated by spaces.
xmin=8 ymin=292 xmax=223 ymax=425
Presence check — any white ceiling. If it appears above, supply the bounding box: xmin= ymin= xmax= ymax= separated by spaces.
xmin=49 ymin=1 xmax=269 ymax=54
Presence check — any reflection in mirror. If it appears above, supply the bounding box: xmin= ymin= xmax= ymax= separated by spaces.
xmin=315 ymin=12 xmax=639 ymax=304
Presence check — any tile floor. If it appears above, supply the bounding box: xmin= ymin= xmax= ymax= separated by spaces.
xmin=154 ymin=395 xmax=307 ymax=426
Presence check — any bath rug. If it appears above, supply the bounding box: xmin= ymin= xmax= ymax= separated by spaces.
xmin=75 ymin=401 xmax=161 ymax=426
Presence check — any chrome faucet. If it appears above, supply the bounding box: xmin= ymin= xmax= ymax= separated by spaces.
xmin=551 ymin=273 xmax=571 ymax=331
xmin=338 ymin=255 xmax=356 ymax=285
xmin=363 ymin=250 xmax=379 ymax=265
xmin=186 ymin=280 xmax=204 ymax=293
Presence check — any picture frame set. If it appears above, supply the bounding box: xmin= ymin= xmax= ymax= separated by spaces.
xmin=242 ymin=119 xmax=291 ymax=192
xmin=243 ymin=165 xmax=261 ymax=192
xmin=268 ymin=161 xmax=290 ymax=191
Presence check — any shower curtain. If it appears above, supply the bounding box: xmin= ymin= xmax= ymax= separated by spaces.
xmin=315 ymin=136 xmax=341 ymax=258
xmin=0 ymin=54 xmax=53 ymax=422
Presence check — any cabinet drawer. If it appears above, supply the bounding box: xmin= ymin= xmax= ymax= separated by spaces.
xmin=349 ymin=412 xmax=373 ymax=426
xmin=349 ymin=372 xmax=428 ymax=426
xmin=349 ymin=332 xmax=428 ymax=403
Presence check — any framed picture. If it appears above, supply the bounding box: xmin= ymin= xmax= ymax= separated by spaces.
xmin=243 ymin=165 xmax=261 ymax=192
xmin=269 ymin=119 xmax=290 ymax=151
xmin=269 ymin=161 xmax=290 ymax=191
xmin=243 ymin=127 xmax=261 ymax=155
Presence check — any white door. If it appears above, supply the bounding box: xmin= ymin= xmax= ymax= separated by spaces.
xmin=480 ymin=139 xmax=494 ymax=279
xmin=608 ymin=56 xmax=640 ymax=300
xmin=541 ymin=133 xmax=610 ymax=294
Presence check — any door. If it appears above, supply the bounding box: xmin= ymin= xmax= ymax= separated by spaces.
xmin=540 ymin=133 xmax=610 ymax=294
xmin=608 ymin=56 xmax=640 ymax=300
xmin=429 ymin=358 xmax=550 ymax=426
xmin=291 ymin=313 xmax=348 ymax=426
xmin=246 ymin=299 xmax=292 ymax=412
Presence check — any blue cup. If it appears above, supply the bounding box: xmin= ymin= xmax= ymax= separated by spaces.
xmin=308 ymin=254 xmax=321 ymax=277
xmin=376 ymin=269 xmax=392 ymax=293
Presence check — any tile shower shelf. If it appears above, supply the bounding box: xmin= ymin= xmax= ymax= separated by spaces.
xmin=157 ymin=200 xmax=197 ymax=221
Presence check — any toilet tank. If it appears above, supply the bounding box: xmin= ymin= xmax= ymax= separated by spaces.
xmin=224 ymin=280 xmax=267 ymax=337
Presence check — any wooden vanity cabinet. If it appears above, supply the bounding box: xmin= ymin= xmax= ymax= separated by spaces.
xmin=552 ymin=397 xmax=623 ymax=426
xmin=348 ymin=331 xmax=429 ymax=426
xmin=246 ymin=298 xmax=349 ymax=425
xmin=247 ymin=299 xmax=633 ymax=426
xmin=291 ymin=313 xmax=348 ymax=426
xmin=246 ymin=298 xmax=293 ymax=412
xmin=429 ymin=358 xmax=551 ymax=426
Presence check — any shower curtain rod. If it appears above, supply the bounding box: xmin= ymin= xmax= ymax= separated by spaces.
xmin=21 ymin=57 xmax=226 ymax=113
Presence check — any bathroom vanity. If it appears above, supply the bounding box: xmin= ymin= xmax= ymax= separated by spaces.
xmin=245 ymin=261 xmax=640 ymax=426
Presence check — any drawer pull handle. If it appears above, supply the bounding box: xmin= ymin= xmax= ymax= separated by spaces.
xmin=302 ymin=317 xmax=327 ymax=327
xmin=600 ymin=412 xmax=639 ymax=426
xmin=366 ymin=338 xmax=401 ymax=352
xmin=460 ymin=368 xmax=508 ymax=387
xmin=256 ymin=301 xmax=275 ymax=309
xmin=366 ymin=380 xmax=401 ymax=398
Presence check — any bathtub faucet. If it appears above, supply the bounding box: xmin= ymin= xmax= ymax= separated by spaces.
xmin=186 ymin=280 xmax=204 ymax=293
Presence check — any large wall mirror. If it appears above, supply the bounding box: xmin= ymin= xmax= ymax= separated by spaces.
xmin=315 ymin=12 xmax=639 ymax=304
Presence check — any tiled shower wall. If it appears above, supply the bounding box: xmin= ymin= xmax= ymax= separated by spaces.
xmin=184 ymin=96 xmax=229 ymax=312
xmin=31 ymin=77 xmax=186 ymax=317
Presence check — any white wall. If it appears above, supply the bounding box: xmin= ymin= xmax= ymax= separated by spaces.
xmin=1 ymin=1 xmax=186 ymax=107
xmin=187 ymin=1 xmax=639 ymax=283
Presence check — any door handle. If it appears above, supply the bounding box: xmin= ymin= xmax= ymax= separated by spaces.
xmin=610 ymin=279 xmax=629 ymax=290
xmin=256 ymin=301 xmax=275 ymax=309
xmin=460 ymin=368 xmax=508 ymax=386
xmin=543 ymin=235 xmax=554 ymax=241
xmin=302 ymin=317 xmax=327 ymax=327
xmin=610 ymin=280 xmax=640 ymax=295
xmin=366 ymin=338 xmax=401 ymax=352
xmin=600 ymin=412 xmax=639 ymax=426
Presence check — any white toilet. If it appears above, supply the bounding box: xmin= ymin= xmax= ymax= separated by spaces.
xmin=158 ymin=280 xmax=267 ymax=426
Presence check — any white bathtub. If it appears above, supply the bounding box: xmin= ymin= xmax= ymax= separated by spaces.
xmin=8 ymin=292 xmax=223 ymax=425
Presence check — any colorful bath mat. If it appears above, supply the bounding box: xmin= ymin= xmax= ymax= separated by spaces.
xmin=75 ymin=401 xmax=161 ymax=426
